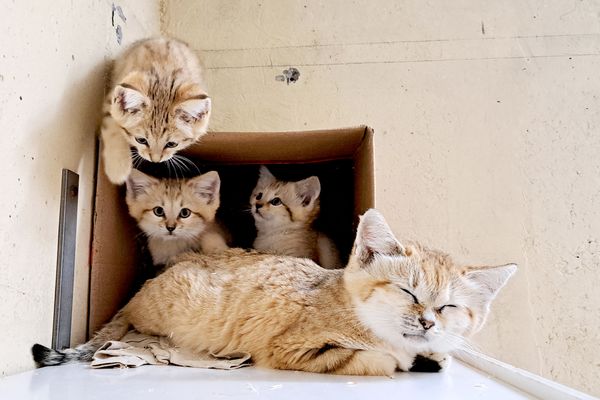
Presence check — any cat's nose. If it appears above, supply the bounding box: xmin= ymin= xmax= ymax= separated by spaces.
xmin=419 ymin=318 xmax=435 ymax=330
xmin=255 ymin=204 xmax=263 ymax=210
xmin=166 ymin=226 xmax=176 ymax=232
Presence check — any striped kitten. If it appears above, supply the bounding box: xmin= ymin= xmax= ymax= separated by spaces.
xmin=32 ymin=210 xmax=516 ymax=375
xmin=126 ymin=169 xmax=228 ymax=266
xmin=101 ymin=37 xmax=211 ymax=184
xmin=251 ymin=166 xmax=342 ymax=269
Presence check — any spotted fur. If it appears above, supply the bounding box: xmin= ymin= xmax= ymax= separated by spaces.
xmin=101 ymin=37 xmax=211 ymax=184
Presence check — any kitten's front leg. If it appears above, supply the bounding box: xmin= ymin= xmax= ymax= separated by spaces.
xmin=101 ymin=116 xmax=133 ymax=184
xmin=409 ymin=352 xmax=450 ymax=372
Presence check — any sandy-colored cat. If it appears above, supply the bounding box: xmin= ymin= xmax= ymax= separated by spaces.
xmin=101 ymin=37 xmax=211 ymax=184
xmin=251 ymin=166 xmax=341 ymax=269
xmin=126 ymin=169 xmax=228 ymax=265
xmin=33 ymin=209 xmax=515 ymax=375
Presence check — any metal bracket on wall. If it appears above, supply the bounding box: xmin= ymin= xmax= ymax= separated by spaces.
xmin=52 ymin=169 xmax=79 ymax=349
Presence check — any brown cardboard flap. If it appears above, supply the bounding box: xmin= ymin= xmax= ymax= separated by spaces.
xmin=182 ymin=126 xmax=370 ymax=163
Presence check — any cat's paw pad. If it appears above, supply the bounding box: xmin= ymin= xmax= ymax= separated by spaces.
xmin=409 ymin=353 xmax=450 ymax=373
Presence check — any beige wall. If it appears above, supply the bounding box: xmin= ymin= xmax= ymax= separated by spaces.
xmin=163 ymin=0 xmax=600 ymax=395
xmin=0 ymin=0 xmax=159 ymax=376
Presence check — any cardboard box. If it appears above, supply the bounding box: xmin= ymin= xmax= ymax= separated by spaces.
xmin=89 ymin=126 xmax=374 ymax=335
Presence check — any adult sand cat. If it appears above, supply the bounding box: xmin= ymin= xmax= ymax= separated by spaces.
xmin=102 ymin=37 xmax=211 ymax=184
xmin=251 ymin=166 xmax=341 ymax=269
xmin=126 ymin=169 xmax=228 ymax=266
xmin=33 ymin=210 xmax=515 ymax=375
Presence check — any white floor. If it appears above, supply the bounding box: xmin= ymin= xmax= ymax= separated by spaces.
xmin=0 ymin=361 xmax=534 ymax=399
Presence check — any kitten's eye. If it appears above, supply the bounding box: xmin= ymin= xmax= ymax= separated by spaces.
xmin=179 ymin=208 xmax=191 ymax=218
xmin=135 ymin=137 xmax=149 ymax=146
xmin=401 ymin=288 xmax=419 ymax=304
xmin=165 ymin=141 xmax=178 ymax=149
xmin=256 ymin=193 xmax=263 ymax=200
xmin=269 ymin=197 xmax=282 ymax=206
xmin=153 ymin=206 xmax=165 ymax=217
xmin=437 ymin=305 xmax=457 ymax=313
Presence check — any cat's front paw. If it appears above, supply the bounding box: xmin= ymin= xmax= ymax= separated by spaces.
xmin=103 ymin=151 xmax=132 ymax=184
xmin=409 ymin=352 xmax=450 ymax=372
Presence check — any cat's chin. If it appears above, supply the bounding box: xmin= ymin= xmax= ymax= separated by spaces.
xmin=402 ymin=333 xmax=430 ymax=343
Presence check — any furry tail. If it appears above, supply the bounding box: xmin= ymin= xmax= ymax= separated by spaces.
xmin=31 ymin=310 xmax=130 ymax=367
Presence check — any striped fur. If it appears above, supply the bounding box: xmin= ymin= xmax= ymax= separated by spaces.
xmin=125 ymin=169 xmax=228 ymax=266
xmin=101 ymin=37 xmax=211 ymax=184
xmin=31 ymin=311 xmax=129 ymax=367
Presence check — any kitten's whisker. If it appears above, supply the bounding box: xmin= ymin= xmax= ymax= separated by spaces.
xmin=174 ymin=154 xmax=200 ymax=174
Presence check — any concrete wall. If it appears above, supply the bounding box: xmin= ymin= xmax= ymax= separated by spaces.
xmin=0 ymin=0 xmax=159 ymax=376
xmin=163 ymin=0 xmax=600 ymax=395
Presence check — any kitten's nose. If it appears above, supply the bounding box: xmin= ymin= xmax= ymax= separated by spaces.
xmin=166 ymin=226 xmax=176 ymax=232
xmin=419 ymin=318 xmax=435 ymax=330
xmin=255 ymin=204 xmax=263 ymax=210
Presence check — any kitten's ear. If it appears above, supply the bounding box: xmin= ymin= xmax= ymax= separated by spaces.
xmin=464 ymin=264 xmax=517 ymax=300
xmin=188 ymin=171 xmax=220 ymax=205
xmin=126 ymin=169 xmax=158 ymax=199
xmin=112 ymin=81 xmax=149 ymax=116
xmin=174 ymin=94 xmax=211 ymax=137
xmin=295 ymin=176 xmax=321 ymax=207
xmin=257 ymin=166 xmax=276 ymax=186
xmin=353 ymin=209 xmax=406 ymax=264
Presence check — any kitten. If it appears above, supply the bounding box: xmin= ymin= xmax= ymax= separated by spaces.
xmin=101 ymin=37 xmax=211 ymax=184
xmin=125 ymin=169 xmax=228 ymax=266
xmin=33 ymin=209 xmax=516 ymax=376
xmin=250 ymin=166 xmax=342 ymax=269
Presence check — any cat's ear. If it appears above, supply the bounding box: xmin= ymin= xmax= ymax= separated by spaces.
xmin=353 ymin=209 xmax=406 ymax=264
xmin=463 ymin=264 xmax=517 ymax=301
xmin=174 ymin=94 xmax=211 ymax=137
xmin=112 ymin=80 xmax=149 ymax=116
xmin=188 ymin=171 xmax=220 ymax=205
xmin=257 ymin=166 xmax=276 ymax=186
xmin=295 ymin=176 xmax=321 ymax=207
xmin=126 ymin=169 xmax=158 ymax=199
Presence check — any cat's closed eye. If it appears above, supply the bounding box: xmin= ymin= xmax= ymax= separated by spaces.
xmin=401 ymin=288 xmax=419 ymax=304
xmin=436 ymin=305 xmax=457 ymax=313
xmin=165 ymin=141 xmax=178 ymax=149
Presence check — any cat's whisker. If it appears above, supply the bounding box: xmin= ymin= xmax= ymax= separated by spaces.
xmin=170 ymin=156 xmax=189 ymax=177
xmin=174 ymin=154 xmax=200 ymax=174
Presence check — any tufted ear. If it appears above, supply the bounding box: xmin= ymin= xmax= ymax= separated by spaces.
xmin=188 ymin=171 xmax=220 ymax=206
xmin=353 ymin=209 xmax=405 ymax=264
xmin=126 ymin=169 xmax=159 ymax=199
xmin=464 ymin=264 xmax=517 ymax=301
xmin=295 ymin=176 xmax=320 ymax=207
xmin=257 ymin=165 xmax=277 ymax=187
xmin=174 ymin=94 xmax=211 ymax=137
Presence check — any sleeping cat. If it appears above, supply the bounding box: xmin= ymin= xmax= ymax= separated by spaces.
xmin=102 ymin=37 xmax=211 ymax=184
xmin=251 ymin=166 xmax=341 ymax=269
xmin=32 ymin=209 xmax=516 ymax=375
xmin=126 ymin=169 xmax=228 ymax=265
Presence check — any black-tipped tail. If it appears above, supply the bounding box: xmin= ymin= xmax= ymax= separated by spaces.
xmin=31 ymin=344 xmax=66 ymax=367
